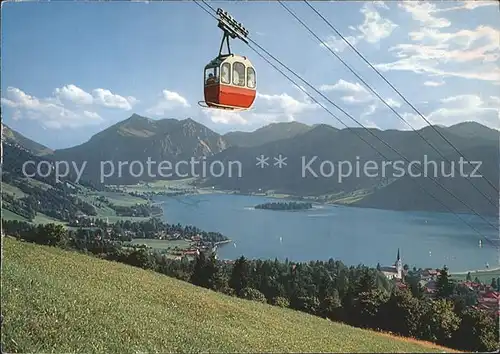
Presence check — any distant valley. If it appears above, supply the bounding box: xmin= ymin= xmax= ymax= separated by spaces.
xmin=2 ymin=115 xmax=499 ymax=217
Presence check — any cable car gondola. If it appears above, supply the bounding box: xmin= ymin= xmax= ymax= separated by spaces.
xmin=198 ymin=9 xmax=256 ymax=112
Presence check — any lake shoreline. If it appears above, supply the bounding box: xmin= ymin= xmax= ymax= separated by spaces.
xmin=450 ymin=266 xmax=500 ymax=276
xmin=157 ymin=193 xmax=497 ymax=273
xmin=192 ymin=188 xmax=499 ymax=218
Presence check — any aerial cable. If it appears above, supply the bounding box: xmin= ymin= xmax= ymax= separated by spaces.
xmin=278 ymin=0 xmax=498 ymax=209
xmin=301 ymin=0 xmax=500 ymax=197
xmin=194 ymin=0 xmax=498 ymax=234
xmin=192 ymin=0 xmax=499 ymax=242
xmin=196 ymin=0 xmax=498 ymax=233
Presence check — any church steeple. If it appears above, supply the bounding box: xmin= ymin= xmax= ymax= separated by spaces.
xmin=395 ymin=248 xmax=402 ymax=279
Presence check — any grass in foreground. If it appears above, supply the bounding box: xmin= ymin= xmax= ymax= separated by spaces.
xmin=2 ymin=237 xmax=458 ymax=353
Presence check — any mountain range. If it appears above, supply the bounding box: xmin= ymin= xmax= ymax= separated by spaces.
xmin=2 ymin=115 xmax=499 ymax=216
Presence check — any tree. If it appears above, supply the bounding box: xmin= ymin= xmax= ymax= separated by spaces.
xmin=382 ymin=288 xmax=423 ymax=337
xmin=271 ymin=296 xmax=290 ymax=308
xmin=452 ymin=308 xmax=499 ymax=352
xmin=229 ymin=256 xmax=250 ymax=296
xmin=36 ymin=223 xmax=68 ymax=247
xmin=491 ymin=277 xmax=497 ymax=290
xmin=418 ymin=299 xmax=460 ymax=345
xmin=320 ymin=289 xmax=342 ymax=320
xmin=436 ymin=267 xmax=454 ymax=299
xmin=376 ymin=262 xmax=381 ymax=271
xmin=125 ymin=248 xmax=155 ymax=270
xmin=291 ymin=295 xmax=321 ymax=315
xmin=352 ymin=289 xmax=389 ymax=328
xmin=240 ymin=287 xmax=267 ymax=303
xmin=406 ymin=274 xmax=425 ymax=299
xmin=190 ymin=251 xmax=220 ymax=290
xmin=465 ymin=272 xmax=472 ymax=281
xmin=356 ymin=268 xmax=378 ymax=294
xmin=190 ymin=252 xmax=208 ymax=288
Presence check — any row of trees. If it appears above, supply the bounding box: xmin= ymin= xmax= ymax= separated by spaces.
xmin=64 ymin=217 xmax=229 ymax=243
xmin=3 ymin=220 xmax=498 ymax=352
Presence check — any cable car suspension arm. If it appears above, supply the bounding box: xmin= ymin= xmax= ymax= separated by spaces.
xmin=216 ymin=8 xmax=249 ymax=56
xmin=218 ymin=32 xmax=232 ymax=56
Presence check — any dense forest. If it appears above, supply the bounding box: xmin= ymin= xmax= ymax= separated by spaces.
xmin=2 ymin=219 xmax=498 ymax=352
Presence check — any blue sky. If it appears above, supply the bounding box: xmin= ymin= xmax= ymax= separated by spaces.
xmin=1 ymin=0 xmax=499 ymax=149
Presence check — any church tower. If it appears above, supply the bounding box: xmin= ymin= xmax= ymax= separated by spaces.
xmin=395 ymin=248 xmax=402 ymax=279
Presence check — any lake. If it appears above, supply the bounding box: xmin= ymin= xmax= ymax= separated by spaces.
xmin=158 ymin=194 xmax=498 ymax=272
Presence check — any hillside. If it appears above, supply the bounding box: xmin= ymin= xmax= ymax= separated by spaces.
xmin=1 ymin=237 xmax=458 ymax=353
xmin=52 ymin=114 xmax=229 ymax=184
xmin=224 ymin=121 xmax=312 ymax=147
xmin=4 ymin=117 xmax=499 ymax=215
xmin=201 ymin=122 xmax=499 ymax=215
xmin=353 ymin=143 xmax=500 ymax=216
xmin=1 ymin=139 xmax=160 ymax=224
xmin=1 ymin=123 xmax=53 ymax=156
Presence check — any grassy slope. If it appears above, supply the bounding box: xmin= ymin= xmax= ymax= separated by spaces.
xmin=0 ymin=209 xmax=29 ymax=222
xmin=2 ymin=237 xmax=458 ymax=353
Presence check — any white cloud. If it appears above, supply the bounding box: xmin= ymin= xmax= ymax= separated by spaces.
xmin=401 ymin=95 xmax=500 ymax=130
xmin=358 ymin=3 xmax=398 ymax=44
xmin=319 ymin=79 xmax=373 ymax=104
xmin=424 ymin=80 xmax=445 ymax=87
xmin=375 ymin=2 xmax=500 ymax=82
xmin=257 ymin=92 xmax=319 ymax=120
xmin=92 ymin=88 xmax=137 ymax=110
xmin=437 ymin=1 xmax=498 ymax=12
xmin=322 ymin=2 xmax=396 ymax=52
xmin=321 ymin=35 xmax=359 ymax=53
xmin=428 ymin=95 xmax=500 ymax=128
xmin=386 ymin=98 xmax=401 ymax=108
xmin=83 ymin=111 xmax=102 ymax=120
xmin=319 ymin=79 xmax=403 ymax=121
xmin=372 ymin=1 xmax=389 ymax=10
xmin=53 ymin=84 xmax=138 ymax=110
xmin=361 ymin=104 xmax=378 ymax=118
xmin=201 ymin=90 xmax=319 ymax=126
xmin=145 ymin=89 xmax=190 ymax=116
xmin=204 ymin=109 xmax=248 ymax=125
xmin=398 ymin=1 xmax=450 ymax=28
xmin=1 ymin=86 xmax=103 ymax=129
xmin=54 ymin=84 xmax=93 ymax=105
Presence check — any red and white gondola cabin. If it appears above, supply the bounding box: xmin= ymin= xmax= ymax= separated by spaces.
xmin=203 ymin=54 xmax=256 ymax=111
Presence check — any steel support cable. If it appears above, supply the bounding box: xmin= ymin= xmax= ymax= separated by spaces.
xmin=302 ymin=0 xmax=500 ymax=197
xmin=278 ymin=0 xmax=497 ymax=209
xmin=192 ymin=0 xmax=499 ymax=243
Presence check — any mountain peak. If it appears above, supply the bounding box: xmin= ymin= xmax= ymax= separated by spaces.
xmin=182 ymin=117 xmax=196 ymax=123
xmin=127 ymin=113 xmax=151 ymax=122
xmin=1 ymin=124 xmax=53 ymax=156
